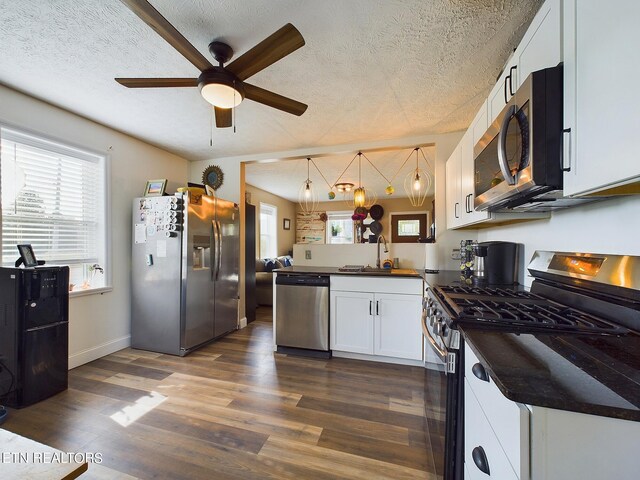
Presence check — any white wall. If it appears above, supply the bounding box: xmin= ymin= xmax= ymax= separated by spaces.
xmin=293 ymin=243 xmax=428 ymax=270
xmin=476 ymin=196 xmax=640 ymax=286
xmin=0 ymin=84 xmax=189 ymax=368
xmin=189 ymin=157 xmax=241 ymax=204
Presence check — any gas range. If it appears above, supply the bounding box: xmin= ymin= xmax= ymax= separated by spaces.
xmin=422 ymin=251 xmax=640 ymax=480
xmin=432 ymin=284 xmax=629 ymax=336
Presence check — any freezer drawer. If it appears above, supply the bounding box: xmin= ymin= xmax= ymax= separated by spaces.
xmin=275 ymin=278 xmax=329 ymax=351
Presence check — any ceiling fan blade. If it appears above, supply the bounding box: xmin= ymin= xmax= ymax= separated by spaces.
xmin=119 ymin=0 xmax=213 ymax=72
xmin=115 ymin=78 xmax=198 ymax=88
xmin=243 ymin=83 xmax=307 ymax=116
xmin=226 ymin=24 xmax=304 ymax=81
xmin=215 ymin=107 xmax=232 ymax=128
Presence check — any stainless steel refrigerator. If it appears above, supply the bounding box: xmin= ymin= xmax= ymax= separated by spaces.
xmin=131 ymin=192 xmax=239 ymax=356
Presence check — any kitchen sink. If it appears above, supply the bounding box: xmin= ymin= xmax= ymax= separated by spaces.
xmin=361 ymin=267 xmax=392 ymax=274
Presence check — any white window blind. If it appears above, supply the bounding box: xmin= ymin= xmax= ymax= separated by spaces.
xmin=259 ymin=203 xmax=277 ymax=258
xmin=1 ymin=127 xmax=105 ymax=271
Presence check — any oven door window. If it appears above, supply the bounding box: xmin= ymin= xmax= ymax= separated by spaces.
xmin=475 ymin=100 xmax=530 ymax=194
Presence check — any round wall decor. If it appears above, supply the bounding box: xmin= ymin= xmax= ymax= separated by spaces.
xmin=202 ymin=165 xmax=224 ymax=190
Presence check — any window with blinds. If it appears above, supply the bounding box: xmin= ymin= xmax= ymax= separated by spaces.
xmin=0 ymin=127 xmax=107 ymax=290
xmin=259 ymin=202 xmax=277 ymax=259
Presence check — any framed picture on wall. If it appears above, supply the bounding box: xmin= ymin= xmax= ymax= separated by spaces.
xmin=144 ymin=179 xmax=167 ymax=197
xmin=283 ymin=218 xmax=291 ymax=230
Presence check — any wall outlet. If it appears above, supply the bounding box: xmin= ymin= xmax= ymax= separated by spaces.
xmin=305 ymin=250 xmax=312 ymax=260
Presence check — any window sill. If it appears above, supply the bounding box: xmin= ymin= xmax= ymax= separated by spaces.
xmin=69 ymin=286 xmax=113 ymax=298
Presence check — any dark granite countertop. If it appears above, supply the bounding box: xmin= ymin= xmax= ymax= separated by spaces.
xmin=461 ymin=326 xmax=640 ymax=422
xmin=422 ymin=270 xmax=463 ymax=286
xmin=274 ymin=265 xmax=423 ymax=278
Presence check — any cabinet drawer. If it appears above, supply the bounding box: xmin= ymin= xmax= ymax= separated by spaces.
xmin=465 ymin=343 xmax=529 ymax=478
xmin=330 ymin=276 xmax=422 ymax=295
xmin=465 ymin=380 xmax=519 ymax=480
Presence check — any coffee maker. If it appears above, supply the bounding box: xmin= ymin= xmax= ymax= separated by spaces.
xmin=472 ymin=241 xmax=520 ymax=285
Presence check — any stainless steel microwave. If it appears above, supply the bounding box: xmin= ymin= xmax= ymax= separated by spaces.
xmin=474 ymin=65 xmax=565 ymax=211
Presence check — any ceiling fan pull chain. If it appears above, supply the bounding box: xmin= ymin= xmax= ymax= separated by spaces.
xmin=210 ymin=107 xmax=214 ymax=147
xmin=233 ymin=82 xmax=237 ymax=133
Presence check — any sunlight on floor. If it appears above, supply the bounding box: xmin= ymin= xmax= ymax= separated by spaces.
xmin=110 ymin=391 xmax=167 ymax=427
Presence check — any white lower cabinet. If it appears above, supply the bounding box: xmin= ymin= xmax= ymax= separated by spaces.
xmin=330 ymin=276 xmax=423 ymax=361
xmin=465 ymin=380 xmax=519 ymax=480
xmin=465 ymin=342 xmax=640 ymax=480
xmin=373 ymin=293 xmax=422 ymax=360
xmin=330 ymin=291 xmax=374 ymax=354
xmin=465 ymin=344 xmax=529 ymax=478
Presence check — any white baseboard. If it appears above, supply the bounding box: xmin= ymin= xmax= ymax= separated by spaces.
xmin=68 ymin=335 xmax=131 ymax=369
xmin=239 ymin=317 xmax=248 ymax=329
xmin=332 ymin=350 xmax=424 ymax=367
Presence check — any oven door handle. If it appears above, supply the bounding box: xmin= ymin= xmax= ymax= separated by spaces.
xmin=497 ymin=104 xmax=517 ymax=186
xmin=422 ymin=310 xmax=447 ymax=363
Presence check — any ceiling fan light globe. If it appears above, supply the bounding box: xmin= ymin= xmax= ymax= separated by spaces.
xmin=200 ymin=83 xmax=243 ymax=108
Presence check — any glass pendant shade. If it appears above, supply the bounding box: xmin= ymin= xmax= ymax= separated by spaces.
xmin=404 ymin=167 xmax=431 ymax=207
xmin=298 ymin=158 xmax=319 ymax=214
xmin=350 ymin=186 xmax=377 ymax=209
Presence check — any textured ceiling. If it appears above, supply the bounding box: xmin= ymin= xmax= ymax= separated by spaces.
xmin=246 ymin=146 xmax=436 ymax=202
xmin=0 ymin=0 xmax=542 ymax=161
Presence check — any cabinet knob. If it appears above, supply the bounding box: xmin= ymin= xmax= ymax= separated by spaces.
xmin=472 ymin=362 xmax=490 ymax=383
xmin=472 ymin=446 xmax=491 ymax=475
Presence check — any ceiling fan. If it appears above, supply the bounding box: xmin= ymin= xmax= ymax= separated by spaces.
xmin=115 ymin=0 xmax=308 ymax=128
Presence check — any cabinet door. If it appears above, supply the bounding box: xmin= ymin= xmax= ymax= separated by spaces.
xmin=488 ymin=55 xmax=517 ymax=125
xmin=373 ymin=294 xmax=422 ymax=360
xmin=515 ymin=0 xmax=561 ymax=87
xmin=563 ymin=0 xmax=640 ymax=196
xmin=460 ymin=127 xmax=490 ymax=226
xmin=465 ymin=344 xmax=529 ymax=478
xmin=330 ymin=291 xmax=374 ymax=354
xmin=445 ymin=145 xmax=462 ymax=230
xmin=465 ymin=381 xmax=519 ymax=480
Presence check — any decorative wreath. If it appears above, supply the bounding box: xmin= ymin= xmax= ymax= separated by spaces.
xmin=202 ymin=165 xmax=224 ymax=190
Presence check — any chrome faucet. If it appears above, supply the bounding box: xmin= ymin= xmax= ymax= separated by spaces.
xmin=376 ymin=235 xmax=389 ymax=268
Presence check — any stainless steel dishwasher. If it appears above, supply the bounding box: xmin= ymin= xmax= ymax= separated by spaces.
xmin=275 ymin=274 xmax=330 ymax=358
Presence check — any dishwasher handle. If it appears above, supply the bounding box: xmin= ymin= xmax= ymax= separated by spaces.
xmin=275 ymin=274 xmax=330 ymax=287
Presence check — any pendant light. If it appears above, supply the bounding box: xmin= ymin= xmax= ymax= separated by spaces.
xmin=404 ymin=147 xmax=432 ymax=207
xmin=298 ymin=158 xmax=319 ymax=214
xmin=351 ymin=152 xmax=377 ymax=209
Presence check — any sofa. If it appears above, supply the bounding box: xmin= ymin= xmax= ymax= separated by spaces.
xmin=256 ymin=255 xmax=293 ymax=306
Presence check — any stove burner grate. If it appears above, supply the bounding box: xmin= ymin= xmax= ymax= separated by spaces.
xmin=455 ymin=298 xmax=628 ymax=335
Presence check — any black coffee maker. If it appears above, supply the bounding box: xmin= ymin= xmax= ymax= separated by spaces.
xmin=472 ymin=241 xmax=520 ymax=285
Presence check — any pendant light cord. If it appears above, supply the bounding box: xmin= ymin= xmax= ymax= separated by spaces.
xmin=331 ymin=152 xmax=359 ymax=188
xmin=310 ymin=158 xmax=334 ymax=190
xmin=360 ymin=152 xmax=391 ymax=184
xmin=388 ymin=148 xmax=416 ymax=184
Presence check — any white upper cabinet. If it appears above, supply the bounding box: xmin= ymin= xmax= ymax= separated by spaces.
xmin=445 ymin=144 xmax=462 ymax=230
xmin=461 ymin=106 xmax=490 ymax=225
xmin=562 ymin=0 xmax=640 ymax=196
xmin=515 ymin=0 xmax=562 ymax=89
xmin=488 ymin=0 xmax=561 ymax=125
xmin=488 ymin=54 xmax=518 ymax=125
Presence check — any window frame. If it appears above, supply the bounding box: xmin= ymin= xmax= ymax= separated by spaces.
xmin=0 ymin=123 xmax=112 ymax=296
xmin=326 ymin=211 xmax=355 ymax=244
xmin=259 ymin=202 xmax=278 ymax=258
xmin=390 ymin=211 xmax=429 ymax=244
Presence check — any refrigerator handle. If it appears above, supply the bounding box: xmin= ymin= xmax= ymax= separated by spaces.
xmin=216 ymin=220 xmax=222 ymax=281
xmin=211 ymin=220 xmax=216 ymax=281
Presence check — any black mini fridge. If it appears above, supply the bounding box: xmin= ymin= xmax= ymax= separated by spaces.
xmin=0 ymin=266 xmax=69 ymax=408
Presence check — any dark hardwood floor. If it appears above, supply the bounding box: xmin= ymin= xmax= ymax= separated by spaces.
xmin=4 ymin=307 xmax=444 ymax=479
